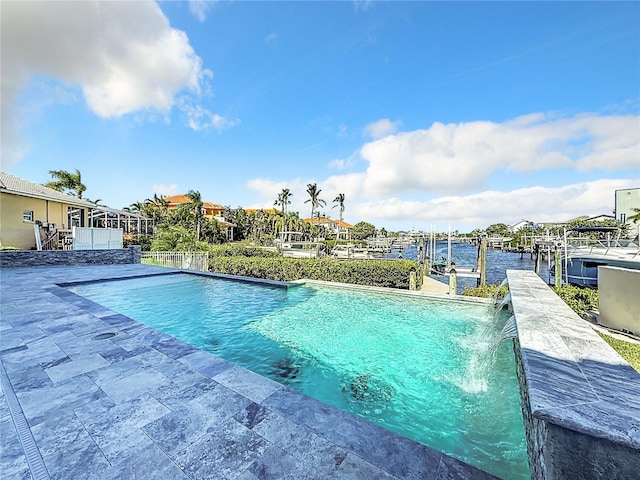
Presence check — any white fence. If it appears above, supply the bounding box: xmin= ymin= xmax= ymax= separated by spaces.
xmin=73 ymin=227 xmax=123 ymax=250
xmin=141 ymin=252 xmax=209 ymax=272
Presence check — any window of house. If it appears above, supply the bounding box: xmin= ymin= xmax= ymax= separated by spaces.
xmin=23 ymin=210 xmax=34 ymax=222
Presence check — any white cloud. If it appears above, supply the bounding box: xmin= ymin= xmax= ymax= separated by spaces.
xmin=349 ymin=178 xmax=637 ymax=229
xmin=328 ymin=159 xmax=346 ymax=170
xmin=363 ymin=118 xmax=401 ymax=139
xmin=189 ymin=0 xmax=215 ymax=22
xmin=180 ymin=101 xmax=240 ymax=132
xmin=320 ymin=112 xmax=639 ymax=199
xmin=1 ymin=0 xmax=213 ymax=167
xmin=152 ymin=184 xmax=178 ymax=196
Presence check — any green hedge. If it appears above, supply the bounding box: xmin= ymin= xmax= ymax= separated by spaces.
xmin=208 ymin=256 xmax=421 ymax=289
xmin=207 ymin=244 xmax=280 ymax=258
xmin=552 ymin=284 xmax=599 ymax=319
xmin=461 ymin=283 xmax=508 ymax=299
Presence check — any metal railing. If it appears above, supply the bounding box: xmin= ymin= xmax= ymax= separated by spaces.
xmin=141 ymin=252 xmax=209 ymax=272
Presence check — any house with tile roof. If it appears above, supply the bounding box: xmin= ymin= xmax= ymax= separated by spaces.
xmin=304 ymin=216 xmax=353 ymax=240
xmin=0 ymin=171 xmax=151 ymax=250
xmin=163 ymin=194 xmax=235 ymax=240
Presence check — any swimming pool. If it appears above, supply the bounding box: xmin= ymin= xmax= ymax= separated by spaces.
xmin=68 ymin=273 xmax=529 ymax=479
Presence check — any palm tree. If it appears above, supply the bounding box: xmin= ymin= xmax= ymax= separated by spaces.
xmin=274 ymin=188 xmax=293 ymax=216
xmin=185 ymin=190 xmax=204 ymax=241
xmin=304 ymin=183 xmax=326 ymax=225
xmin=45 ymin=169 xmax=86 ymax=198
xmin=274 ymin=188 xmax=293 ymax=234
xmin=628 ymin=207 xmax=640 ymax=224
xmin=144 ymin=194 xmax=169 ymax=224
xmin=332 ymin=193 xmax=346 ymax=240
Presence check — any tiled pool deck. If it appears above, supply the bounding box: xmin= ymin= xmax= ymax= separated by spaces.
xmin=0 ymin=264 xmax=496 ymax=480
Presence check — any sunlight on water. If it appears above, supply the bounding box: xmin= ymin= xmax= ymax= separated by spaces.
xmin=69 ymin=274 xmax=530 ymax=480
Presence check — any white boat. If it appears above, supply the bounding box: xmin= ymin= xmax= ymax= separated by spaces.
xmin=277 ymin=231 xmax=325 ymax=258
xmin=330 ymin=244 xmax=373 ymax=259
xmin=281 ymin=241 xmax=324 ymax=258
xmin=556 ymin=227 xmax=640 ymax=287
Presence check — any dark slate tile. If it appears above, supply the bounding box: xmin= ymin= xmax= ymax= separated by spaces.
xmin=172 ymin=419 xmax=268 ymax=480
xmin=4 ymin=364 xmax=53 ymax=393
xmin=150 ymin=375 xmax=219 ymax=410
xmin=214 ymin=364 xmax=283 ymax=403
xmin=0 ymin=416 xmax=31 ymax=479
xmin=31 ymin=412 xmax=95 ymax=458
xmin=179 ymin=349 xmax=235 ymax=378
xmin=246 ymin=445 xmax=298 ymax=480
xmin=262 ymin=388 xmax=444 ymax=480
xmin=110 ymin=443 xmax=189 ymax=480
xmin=333 ymin=453 xmax=399 ymax=479
xmin=436 ymin=455 xmax=499 ymax=480
xmin=251 ymin=410 xmax=344 ymax=462
xmin=235 ymin=402 xmax=271 ymax=430
xmin=143 ymin=384 xmax=252 ymax=457
xmin=99 ymin=344 xmax=151 ymax=363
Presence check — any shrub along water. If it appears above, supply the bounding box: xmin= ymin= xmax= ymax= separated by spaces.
xmin=208 ymin=255 xmax=421 ymax=290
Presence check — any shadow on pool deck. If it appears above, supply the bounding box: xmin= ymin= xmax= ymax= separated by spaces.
xmin=0 ymin=264 xmax=497 ymax=479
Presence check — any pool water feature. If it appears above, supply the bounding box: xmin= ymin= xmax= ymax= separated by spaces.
xmin=68 ymin=273 xmax=529 ymax=479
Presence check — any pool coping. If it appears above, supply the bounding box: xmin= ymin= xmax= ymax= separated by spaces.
xmin=0 ymin=263 xmax=498 ymax=480
xmin=506 ymin=269 xmax=640 ymax=479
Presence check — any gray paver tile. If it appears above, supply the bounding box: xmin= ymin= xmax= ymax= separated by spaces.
xmin=43 ymin=433 xmax=113 ymax=480
xmin=172 ymin=419 xmax=268 ymax=480
xmin=0 ymin=416 xmax=31 ymax=480
xmin=179 ymin=348 xmax=235 ymax=378
xmin=45 ymin=353 xmax=110 ymax=383
xmin=214 ymin=364 xmax=283 ymax=404
xmin=333 ymin=453 xmax=399 ymax=479
xmin=143 ymin=383 xmax=251 ymax=457
xmin=245 ymin=444 xmax=298 ymax=479
xmin=110 ymin=443 xmax=189 ymax=480
xmin=31 ymin=412 xmax=94 ymax=458
xmin=97 ymin=367 xmax=169 ymax=403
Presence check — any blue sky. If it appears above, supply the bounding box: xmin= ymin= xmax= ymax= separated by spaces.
xmin=2 ymin=1 xmax=638 ymax=232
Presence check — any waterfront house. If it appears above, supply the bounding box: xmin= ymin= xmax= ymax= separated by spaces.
xmin=0 ymin=171 xmax=152 ymax=250
xmin=1 ymin=171 xmax=95 ymax=250
xmin=164 ymin=194 xmax=235 ymax=240
xmin=508 ymin=220 xmax=531 ymax=233
xmin=304 ymin=216 xmax=353 ymax=240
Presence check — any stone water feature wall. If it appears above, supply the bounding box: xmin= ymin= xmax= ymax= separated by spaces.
xmin=506 ymin=270 xmax=640 ymax=480
xmin=0 ymin=245 xmax=141 ymax=268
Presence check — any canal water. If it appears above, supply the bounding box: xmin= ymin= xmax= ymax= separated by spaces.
xmin=389 ymin=241 xmax=552 ymax=293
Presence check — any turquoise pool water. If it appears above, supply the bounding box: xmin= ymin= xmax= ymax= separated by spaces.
xmin=69 ymin=273 xmax=529 ymax=479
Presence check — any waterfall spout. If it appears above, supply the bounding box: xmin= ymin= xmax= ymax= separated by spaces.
xmin=500 ymin=315 xmax=518 ymax=340
xmin=495 ymin=292 xmax=512 ymax=311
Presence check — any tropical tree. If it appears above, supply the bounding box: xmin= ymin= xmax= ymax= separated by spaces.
xmin=274 ymin=188 xmax=293 ymax=216
xmin=45 ymin=169 xmax=86 ymax=198
xmin=224 ymin=206 xmax=251 ymax=241
xmin=151 ymin=225 xmax=201 ymax=251
xmin=351 ymin=221 xmax=376 ymax=240
xmin=185 ymin=190 xmax=204 ymax=241
xmin=332 ymin=193 xmax=345 ymax=238
xmin=628 ymin=207 xmax=640 ymax=224
xmin=304 ymin=183 xmax=326 ymax=222
xmin=144 ymin=194 xmax=169 ymax=224
xmin=332 ymin=193 xmax=345 ymax=221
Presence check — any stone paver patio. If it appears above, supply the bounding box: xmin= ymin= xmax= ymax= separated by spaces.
xmin=0 ymin=264 xmax=496 ymax=479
